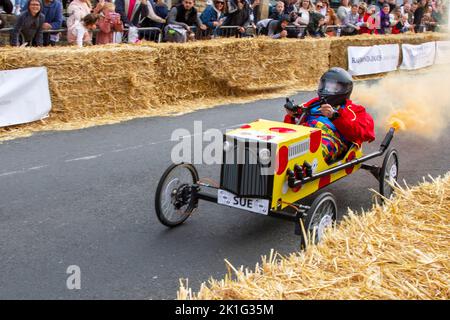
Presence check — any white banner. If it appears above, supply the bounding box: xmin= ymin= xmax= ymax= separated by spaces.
xmin=0 ymin=67 xmax=51 ymax=128
xmin=435 ymin=41 xmax=450 ymax=65
xmin=400 ymin=42 xmax=436 ymax=70
xmin=348 ymin=44 xmax=400 ymax=76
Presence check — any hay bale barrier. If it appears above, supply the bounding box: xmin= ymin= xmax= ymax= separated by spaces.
xmin=178 ymin=173 xmax=450 ymax=300
xmin=0 ymin=33 xmax=446 ymax=140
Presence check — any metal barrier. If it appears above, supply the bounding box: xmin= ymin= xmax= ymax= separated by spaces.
xmin=0 ymin=26 xmax=162 ymax=45
xmin=0 ymin=23 xmax=441 ymax=46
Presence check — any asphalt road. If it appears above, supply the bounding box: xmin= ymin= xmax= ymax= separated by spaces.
xmin=0 ymin=89 xmax=449 ymax=299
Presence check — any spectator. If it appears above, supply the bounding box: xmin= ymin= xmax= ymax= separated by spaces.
xmin=378 ymin=3 xmax=392 ymax=33
xmin=401 ymin=2 xmax=413 ymax=21
xmin=164 ymin=0 xmax=206 ymax=42
xmin=222 ymin=0 xmax=252 ymax=37
xmin=200 ymin=0 xmax=225 ymax=30
xmin=299 ymin=11 xmax=326 ymax=38
xmin=337 ymin=0 xmax=351 ymax=23
xmin=342 ymin=3 xmax=361 ymax=35
xmin=267 ymin=13 xmax=289 ymax=38
xmin=392 ymin=12 xmax=413 ymax=33
xmin=321 ymin=0 xmax=340 ymax=32
xmin=421 ymin=3 xmax=437 ymax=30
xmin=67 ymin=0 xmax=91 ymax=36
xmin=357 ymin=2 xmax=371 ymax=34
xmin=150 ymin=0 xmax=169 ymax=29
xmin=269 ymin=1 xmax=284 ymax=20
xmin=387 ymin=0 xmax=396 ymax=12
xmin=413 ymin=0 xmax=427 ymax=32
xmin=0 ymin=0 xmax=13 ymax=13
xmin=431 ymin=0 xmax=446 ymax=28
xmin=115 ymin=0 xmax=165 ymax=27
xmin=41 ymin=0 xmax=63 ymax=46
xmin=401 ymin=0 xmax=411 ymax=14
xmin=11 ymin=0 xmax=45 ymax=46
xmin=68 ymin=12 xmax=97 ymax=46
xmin=294 ymin=0 xmax=312 ymax=26
xmin=249 ymin=0 xmax=261 ymax=23
xmin=96 ymin=1 xmax=123 ymax=44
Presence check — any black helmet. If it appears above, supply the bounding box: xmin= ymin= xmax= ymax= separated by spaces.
xmin=317 ymin=67 xmax=353 ymax=107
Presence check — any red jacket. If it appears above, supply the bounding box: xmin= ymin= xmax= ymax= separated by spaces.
xmin=284 ymin=97 xmax=375 ymax=147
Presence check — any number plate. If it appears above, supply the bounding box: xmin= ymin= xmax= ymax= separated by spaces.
xmin=217 ymin=189 xmax=269 ymax=215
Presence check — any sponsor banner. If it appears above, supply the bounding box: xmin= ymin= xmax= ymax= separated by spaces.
xmin=435 ymin=41 xmax=450 ymax=65
xmin=400 ymin=42 xmax=436 ymax=70
xmin=0 ymin=67 xmax=52 ymax=128
xmin=348 ymin=44 xmax=400 ymax=76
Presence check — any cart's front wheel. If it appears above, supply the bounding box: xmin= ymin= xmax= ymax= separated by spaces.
xmin=301 ymin=192 xmax=338 ymax=246
xmin=155 ymin=163 xmax=199 ymax=227
xmin=379 ymin=149 xmax=399 ymax=200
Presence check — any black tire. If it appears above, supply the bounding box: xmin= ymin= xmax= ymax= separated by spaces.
xmin=301 ymin=192 xmax=338 ymax=246
xmin=155 ymin=163 xmax=199 ymax=227
xmin=379 ymin=149 xmax=399 ymax=201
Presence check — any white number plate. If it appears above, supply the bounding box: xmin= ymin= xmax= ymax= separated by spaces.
xmin=217 ymin=189 xmax=269 ymax=215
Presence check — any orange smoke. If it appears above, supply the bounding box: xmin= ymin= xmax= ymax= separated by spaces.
xmin=352 ymin=66 xmax=450 ymax=140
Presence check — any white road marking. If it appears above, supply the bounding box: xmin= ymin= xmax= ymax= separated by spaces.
xmin=0 ymin=122 xmax=247 ymax=178
xmin=64 ymin=154 xmax=103 ymax=162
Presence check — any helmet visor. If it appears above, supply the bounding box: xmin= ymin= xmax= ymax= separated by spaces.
xmin=318 ymin=79 xmax=346 ymax=95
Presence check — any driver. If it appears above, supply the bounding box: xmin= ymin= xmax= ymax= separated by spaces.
xmin=284 ymin=67 xmax=375 ymax=163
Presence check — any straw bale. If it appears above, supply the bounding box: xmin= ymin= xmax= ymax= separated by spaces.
xmin=0 ymin=33 xmax=446 ymax=141
xmin=178 ymin=173 xmax=450 ymax=300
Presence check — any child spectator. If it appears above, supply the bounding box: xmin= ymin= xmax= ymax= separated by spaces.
xmin=96 ymin=1 xmax=123 ymax=44
xmin=11 ymin=0 xmax=45 ymax=46
xmin=41 ymin=0 xmax=63 ymax=46
xmin=378 ymin=3 xmax=392 ymax=33
xmin=392 ymin=13 xmax=413 ymax=33
xmin=294 ymin=0 xmax=312 ymax=26
xmin=68 ymin=12 xmax=98 ymax=47
xmin=269 ymin=1 xmax=284 ymax=20
xmin=200 ymin=0 xmax=225 ymax=30
xmin=67 ymin=0 xmax=91 ymax=35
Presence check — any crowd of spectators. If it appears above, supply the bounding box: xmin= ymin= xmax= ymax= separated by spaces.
xmin=0 ymin=0 xmax=448 ymax=46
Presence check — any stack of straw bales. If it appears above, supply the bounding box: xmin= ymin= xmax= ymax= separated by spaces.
xmin=0 ymin=33 xmax=446 ymax=140
xmin=178 ymin=173 xmax=450 ymax=300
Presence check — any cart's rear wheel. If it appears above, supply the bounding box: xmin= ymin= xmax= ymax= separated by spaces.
xmin=301 ymin=192 xmax=338 ymax=246
xmin=379 ymin=149 xmax=399 ymax=201
xmin=155 ymin=163 xmax=199 ymax=227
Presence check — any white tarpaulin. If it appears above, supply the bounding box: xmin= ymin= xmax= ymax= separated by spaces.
xmin=0 ymin=67 xmax=51 ymax=127
xmin=347 ymin=44 xmax=400 ymax=76
xmin=400 ymin=42 xmax=436 ymax=70
xmin=435 ymin=41 xmax=450 ymax=65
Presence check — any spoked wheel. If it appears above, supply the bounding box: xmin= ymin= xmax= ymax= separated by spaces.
xmin=379 ymin=149 xmax=399 ymax=201
xmin=301 ymin=192 xmax=338 ymax=246
xmin=155 ymin=163 xmax=199 ymax=227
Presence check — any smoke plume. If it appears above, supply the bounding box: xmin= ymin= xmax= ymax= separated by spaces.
xmin=352 ymin=66 xmax=450 ymax=140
